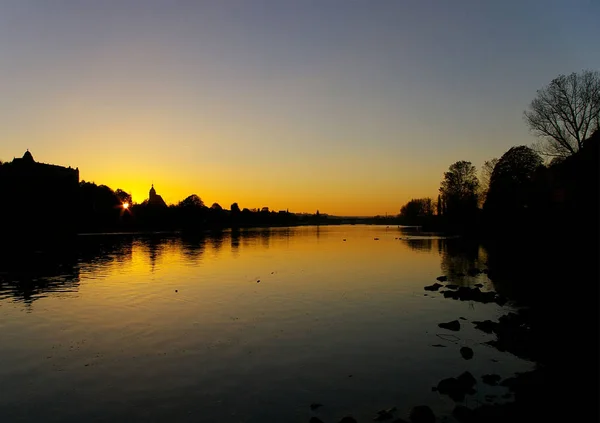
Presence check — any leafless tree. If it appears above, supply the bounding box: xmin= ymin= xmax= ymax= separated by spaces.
xmin=524 ymin=70 xmax=600 ymax=158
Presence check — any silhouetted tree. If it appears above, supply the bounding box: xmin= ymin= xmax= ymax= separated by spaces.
xmin=261 ymin=207 xmax=269 ymax=213
xmin=230 ymin=202 xmax=240 ymax=213
xmin=78 ymin=182 xmax=122 ymax=231
xmin=484 ymin=146 xmax=543 ymax=215
xmin=178 ymin=194 xmax=204 ymax=208
xmin=437 ymin=194 xmax=442 ymax=216
xmin=211 ymin=202 xmax=223 ymax=211
xmin=479 ymin=158 xmax=498 ymax=207
xmin=524 ymin=70 xmax=600 ymax=159
xmin=400 ymin=198 xmax=434 ymax=219
xmin=114 ymin=189 xmax=132 ymax=205
xmin=439 ymin=161 xmax=479 ymax=226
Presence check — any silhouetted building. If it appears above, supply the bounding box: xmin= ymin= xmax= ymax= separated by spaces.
xmin=148 ymin=184 xmax=167 ymax=207
xmin=0 ymin=150 xmax=79 ymax=238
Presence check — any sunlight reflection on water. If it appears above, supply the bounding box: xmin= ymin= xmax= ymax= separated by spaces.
xmin=0 ymin=226 xmax=532 ymax=422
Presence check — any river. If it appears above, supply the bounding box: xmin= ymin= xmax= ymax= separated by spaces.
xmin=0 ymin=225 xmax=533 ymax=422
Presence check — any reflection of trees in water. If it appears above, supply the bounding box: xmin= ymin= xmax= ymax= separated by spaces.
xmin=0 ymin=228 xmax=302 ymax=303
xmin=142 ymin=235 xmax=166 ymax=273
xmin=230 ymin=229 xmax=240 ymax=255
xmin=0 ymin=249 xmax=80 ymax=305
xmin=397 ymin=227 xmax=441 ymax=253
xmin=208 ymin=231 xmax=225 ymax=253
xmin=79 ymin=234 xmax=134 ymax=270
xmin=0 ymin=235 xmax=134 ymax=304
xmin=180 ymin=235 xmax=206 ymax=263
xmin=230 ymin=227 xmax=295 ymax=251
xmin=259 ymin=228 xmax=271 ymax=248
xmin=403 ymin=238 xmax=436 ymax=252
xmin=401 ymin=233 xmax=490 ymax=285
xmin=438 ymin=239 xmax=488 ymax=286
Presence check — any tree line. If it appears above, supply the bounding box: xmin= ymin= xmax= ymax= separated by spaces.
xmin=399 ymin=70 xmax=599 ymax=237
xmin=76 ymin=184 xmax=327 ymax=233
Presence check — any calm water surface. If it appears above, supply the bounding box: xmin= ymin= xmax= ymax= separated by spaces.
xmin=0 ymin=226 xmax=532 ymax=422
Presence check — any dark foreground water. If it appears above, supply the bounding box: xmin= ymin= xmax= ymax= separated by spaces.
xmin=0 ymin=226 xmax=532 ymax=422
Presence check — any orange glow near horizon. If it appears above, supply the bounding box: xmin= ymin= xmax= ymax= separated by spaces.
xmin=1 ymin=2 xmax=596 ymax=217
xmin=122 ymin=202 xmax=129 ymax=209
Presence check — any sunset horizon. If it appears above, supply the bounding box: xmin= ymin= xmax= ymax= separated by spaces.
xmin=1 ymin=1 xmax=598 ymax=216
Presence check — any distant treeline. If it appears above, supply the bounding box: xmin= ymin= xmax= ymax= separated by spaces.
xmin=0 ymin=170 xmax=341 ymax=237
xmin=76 ymin=190 xmax=334 ymax=233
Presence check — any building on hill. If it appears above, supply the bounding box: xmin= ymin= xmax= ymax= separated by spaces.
xmin=148 ymin=184 xmax=167 ymax=207
xmin=0 ymin=150 xmax=79 ymax=237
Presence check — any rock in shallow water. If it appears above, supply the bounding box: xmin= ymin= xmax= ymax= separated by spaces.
xmin=434 ymin=371 xmax=477 ymax=402
xmin=460 ymin=346 xmax=474 ymax=360
xmin=473 ymin=320 xmax=497 ymax=334
xmin=481 ymin=374 xmax=501 ymax=386
xmin=424 ymin=283 xmax=443 ymax=291
xmin=409 ymin=405 xmax=435 ymax=423
xmin=374 ymin=407 xmax=397 ymax=421
xmin=452 ymin=405 xmax=475 ymax=423
xmin=436 ymin=275 xmax=448 ymax=282
xmin=438 ymin=320 xmax=461 ymax=331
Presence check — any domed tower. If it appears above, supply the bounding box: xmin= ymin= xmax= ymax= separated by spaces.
xmin=147 ymin=184 xmax=167 ymax=207
xmin=22 ymin=150 xmax=35 ymax=163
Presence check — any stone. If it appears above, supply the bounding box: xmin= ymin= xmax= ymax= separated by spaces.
xmin=435 ymin=371 xmax=477 ymax=402
xmin=436 ymin=275 xmax=448 ymax=282
xmin=473 ymin=320 xmax=497 ymax=334
xmin=446 ymin=284 xmax=459 ymax=289
xmin=452 ymin=405 xmax=475 ymax=423
xmin=438 ymin=320 xmax=460 ymax=331
xmin=457 ymin=371 xmax=477 ymax=387
xmin=442 ymin=290 xmax=458 ymax=299
xmin=460 ymin=346 xmax=474 ymax=360
xmin=481 ymin=374 xmax=501 ymax=386
xmin=409 ymin=405 xmax=435 ymax=423
xmin=424 ymin=283 xmax=443 ymax=291
xmin=374 ymin=407 xmax=397 ymax=421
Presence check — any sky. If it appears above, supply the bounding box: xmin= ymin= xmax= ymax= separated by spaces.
xmin=0 ymin=0 xmax=598 ymax=216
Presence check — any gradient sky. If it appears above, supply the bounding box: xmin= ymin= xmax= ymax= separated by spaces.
xmin=1 ymin=1 xmax=598 ymax=215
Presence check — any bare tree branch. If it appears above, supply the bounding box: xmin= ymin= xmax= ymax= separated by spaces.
xmin=524 ymin=70 xmax=600 ymax=158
